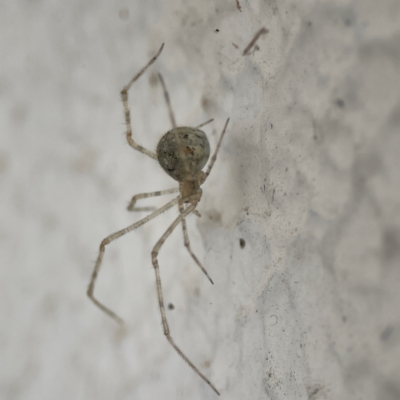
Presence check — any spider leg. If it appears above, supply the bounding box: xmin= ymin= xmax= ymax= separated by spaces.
xmin=193 ymin=209 xmax=201 ymax=217
xmin=158 ymin=73 xmax=177 ymax=128
xmin=178 ymin=202 xmax=213 ymax=284
xmin=127 ymin=187 xmax=179 ymax=211
xmin=121 ymin=43 xmax=164 ymax=160
xmin=151 ymin=203 xmax=220 ymax=395
xmin=195 ymin=118 xmax=214 ymax=129
xmin=87 ymin=195 xmax=180 ymax=325
xmin=204 ymin=118 xmax=230 ymax=180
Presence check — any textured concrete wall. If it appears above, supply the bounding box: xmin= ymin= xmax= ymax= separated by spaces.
xmin=1 ymin=1 xmax=400 ymax=399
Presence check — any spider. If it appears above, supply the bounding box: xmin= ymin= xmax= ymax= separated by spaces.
xmin=87 ymin=43 xmax=229 ymax=396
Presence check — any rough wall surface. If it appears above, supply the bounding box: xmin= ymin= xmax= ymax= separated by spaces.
xmin=1 ymin=1 xmax=399 ymax=399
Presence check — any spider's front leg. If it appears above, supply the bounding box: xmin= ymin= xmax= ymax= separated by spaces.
xmin=121 ymin=43 xmax=164 ymax=160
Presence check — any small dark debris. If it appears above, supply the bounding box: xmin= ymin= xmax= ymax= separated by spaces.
xmin=336 ymin=99 xmax=345 ymax=108
xmin=119 ymin=8 xmax=129 ymax=20
xmin=307 ymin=21 xmax=312 ymax=27
xmin=239 ymin=238 xmax=246 ymax=249
xmin=383 ymin=228 xmax=400 ymax=261
xmin=344 ymin=18 xmax=352 ymax=27
xmin=309 ymin=388 xmax=319 ymax=398
xmin=380 ymin=326 xmax=394 ymax=341
xmin=243 ymin=27 xmax=269 ymax=56
xmin=168 ymin=303 xmax=174 ymax=310
xmin=215 ymin=29 xmax=220 ymax=32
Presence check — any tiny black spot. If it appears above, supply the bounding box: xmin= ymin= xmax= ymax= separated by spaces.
xmin=215 ymin=28 xmax=220 ymax=32
xmin=239 ymin=238 xmax=246 ymax=249
xmin=380 ymin=326 xmax=394 ymax=341
xmin=119 ymin=8 xmax=129 ymax=20
xmin=168 ymin=303 xmax=175 ymax=310
xmin=184 ymin=134 xmax=188 ymax=139
xmin=344 ymin=18 xmax=352 ymax=27
xmin=336 ymin=98 xmax=345 ymax=108
xmin=383 ymin=228 xmax=400 ymax=261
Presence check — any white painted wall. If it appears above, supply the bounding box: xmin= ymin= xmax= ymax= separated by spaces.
xmin=1 ymin=1 xmax=400 ymax=399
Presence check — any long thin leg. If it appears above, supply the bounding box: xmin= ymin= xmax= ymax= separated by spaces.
xmin=127 ymin=188 xmax=179 ymax=211
xmin=121 ymin=43 xmax=164 ymax=160
xmin=204 ymin=118 xmax=230 ymax=180
xmin=151 ymin=204 xmax=220 ymax=395
xmin=158 ymin=72 xmax=177 ymax=128
xmin=178 ymin=202 xmax=213 ymax=284
xmin=195 ymin=118 xmax=214 ymax=129
xmin=87 ymin=195 xmax=180 ymax=325
xmin=158 ymin=71 xmax=213 ymax=132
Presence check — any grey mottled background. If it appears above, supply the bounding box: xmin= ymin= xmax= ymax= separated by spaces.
xmin=1 ymin=1 xmax=400 ymax=399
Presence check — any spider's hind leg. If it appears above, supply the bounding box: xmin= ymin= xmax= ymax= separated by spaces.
xmin=151 ymin=203 xmax=220 ymax=395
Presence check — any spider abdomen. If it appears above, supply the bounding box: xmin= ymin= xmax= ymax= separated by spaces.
xmin=157 ymin=127 xmax=210 ymax=182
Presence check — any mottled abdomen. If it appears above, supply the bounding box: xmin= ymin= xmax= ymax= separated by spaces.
xmin=156 ymin=127 xmax=210 ymax=181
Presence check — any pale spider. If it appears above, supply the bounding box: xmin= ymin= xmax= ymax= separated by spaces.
xmin=87 ymin=43 xmax=229 ymax=396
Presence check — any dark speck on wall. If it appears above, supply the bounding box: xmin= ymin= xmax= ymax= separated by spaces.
xmin=336 ymin=99 xmax=345 ymax=108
